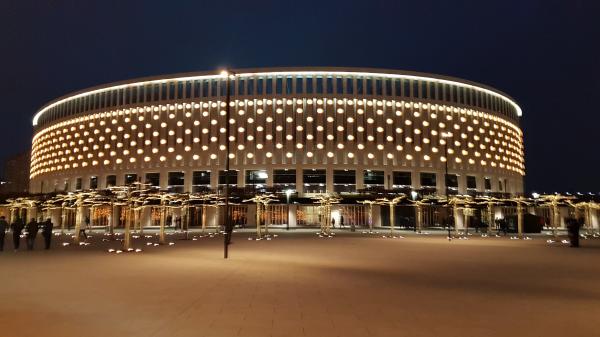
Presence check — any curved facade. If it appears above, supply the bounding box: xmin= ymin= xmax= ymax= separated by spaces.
xmin=30 ymin=67 xmax=524 ymax=195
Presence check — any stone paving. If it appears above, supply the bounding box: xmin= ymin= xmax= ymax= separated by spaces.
xmin=0 ymin=229 xmax=599 ymax=337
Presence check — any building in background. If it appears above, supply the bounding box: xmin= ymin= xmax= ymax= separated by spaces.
xmin=29 ymin=67 xmax=525 ymax=196
xmin=1 ymin=151 xmax=30 ymax=194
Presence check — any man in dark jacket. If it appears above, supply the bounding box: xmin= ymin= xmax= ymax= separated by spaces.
xmin=42 ymin=218 xmax=54 ymax=250
xmin=0 ymin=216 xmax=7 ymax=251
xmin=26 ymin=218 xmax=39 ymax=250
xmin=11 ymin=218 xmax=24 ymax=251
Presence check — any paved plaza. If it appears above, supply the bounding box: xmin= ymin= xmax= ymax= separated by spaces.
xmin=0 ymin=230 xmax=599 ymax=337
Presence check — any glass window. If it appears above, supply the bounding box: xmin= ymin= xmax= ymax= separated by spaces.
xmin=76 ymin=178 xmax=82 ymax=190
xmin=484 ymin=177 xmax=491 ymax=190
xmin=90 ymin=176 xmax=98 ymax=189
xmin=413 ymin=81 xmax=419 ymax=98
xmin=168 ymin=172 xmax=184 ymax=193
xmin=347 ymin=78 xmax=354 ymax=94
xmin=266 ymin=77 xmax=273 ymax=94
xmin=326 ymin=77 xmax=333 ymax=94
xmin=421 ymin=81 xmax=428 ymax=99
xmin=145 ymin=173 xmax=160 ymax=187
xmin=403 ymin=79 xmax=410 ymax=97
xmin=247 ymin=78 xmax=254 ymax=95
xmin=420 ymin=173 xmax=436 ymax=187
xmin=275 ymin=77 xmax=283 ymax=94
xmin=395 ymin=80 xmax=401 ymax=96
xmin=446 ymin=174 xmax=459 ymax=193
xmin=257 ymin=78 xmax=264 ymax=95
xmin=194 ymin=81 xmax=201 ymax=97
xmin=467 ymin=176 xmax=477 ymax=189
xmin=385 ymin=79 xmax=392 ymax=96
xmin=192 ymin=171 xmax=210 ymax=185
xmin=336 ymin=78 xmax=344 ymax=94
xmin=237 ymin=78 xmax=245 ymax=95
xmin=211 ymin=80 xmax=218 ymax=97
xmin=306 ymin=77 xmax=313 ymax=94
xmin=303 ymin=169 xmax=326 ymax=193
xmin=185 ymin=81 xmax=192 ymax=98
xmin=430 ymin=82 xmax=437 ymax=100
xmin=192 ymin=171 xmax=211 ymax=192
xmin=218 ymin=170 xmax=238 ymax=185
xmin=366 ymin=78 xmax=373 ymax=95
xmin=375 ymin=79 xmax=382 ymax=95
xmin=286 ymin=77 xmax=293 ymax=95
xmin=106 ymin=175 xmax=117 ymax=188
xmin=124 ymin=174 xmax=137 ymax=185
xmin=316 ymin=77 xmax=323 ymax=94
xmin=246 ymin=170 xmax=268 ymax=186
xmin=356 ymin=77 xmax=363 ymax=94
xmin=199 ymin=80 xmax=207 ymax=97
xmin=168 ymin=82 xmax=176 ymax=100
xmin=393 ymin=171 xmax=411 ymax=187
xmin=274 ymin=169 xmax=296 ymax=184
xmin=296 ymin=77 xmax=303 ymax=94
xmin=333 ymin=169 xmax=356 ymax=193
xmin=363 ymin=170 xmax=384 ymax=188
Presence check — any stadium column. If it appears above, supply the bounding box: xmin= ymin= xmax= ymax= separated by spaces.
xmin=411 ymin=171 xmax=420 ymax=192
xmin=476 ymin=175 xmax=485 ymax=194
xmin=458 ymin=175 xmax=467 ymax=194
xmin=184 ymin=170 xmax=192 ymax=193
xmin=355 ymin=166 xmax=364 ymax=190
xmin=436 ymin=170 xmax=444 ymax=196
xmin=326 ymin=167 xmax=334 ymax=194
xmin=295 ymin=169 xmax=303 ymax=195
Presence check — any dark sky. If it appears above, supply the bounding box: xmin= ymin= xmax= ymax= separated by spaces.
xmin=1 ymin=0 xmax=599 ymax=194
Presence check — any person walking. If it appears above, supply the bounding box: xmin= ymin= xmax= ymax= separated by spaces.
xmin=26 ymin=218 xmax=39 ymax=250
xmin=79 ymin=217 xmax=88 ymax=240
xmin=11 ymin=218 xmax=24 ymax=251
xmin=42 ymin=218 xmax=54 ymax=250
xmin=0 ymin=216 xmax=7 ymax=251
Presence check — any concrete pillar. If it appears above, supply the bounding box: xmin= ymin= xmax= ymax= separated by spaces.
xmin=296 ymin=169 xmax=304 ymax=195
xmin=373 ymin=205 xmax=382 ymax=227
xmin=159 ymin=170 xmax=168 ymax=190
xmin=184 ymin=170 xmax=193 ymax=193
xmin=288 ymin=204 xmax=297 ymax=227
xmin=457 ymin=175 xmax=467 ymax=194
xmin=356 ymin=167 xmax=364 ymax=190
xmin=326 ymin=167 xmax=334 ymax=193
xmin=237 ymin=169 xmax=244 ymax=187
xmin=411 ymin=170 xmax=420 ymax=191
xmin=266 ymin=168 xmax=274 ymax=188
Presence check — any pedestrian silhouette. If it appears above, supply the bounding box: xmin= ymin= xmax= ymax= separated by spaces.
xmin=11 ymin=218 xmax=24 ymax=251
xmin=26 ymin=218 xmax=39 ymax=250
xmin=42 ymin=218 xmax=54 ymax=250
xmin=0 ymin=216 xmax=7 ymax=252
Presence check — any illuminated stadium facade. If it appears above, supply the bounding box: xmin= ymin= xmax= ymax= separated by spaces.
xmin=30 ymin=67 xmax=524 ymax=196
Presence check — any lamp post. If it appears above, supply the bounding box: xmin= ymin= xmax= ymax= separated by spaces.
xmin=286 ymin=189 xmax=292 ymax=231
xmin=221 ymin=69 xmax=236 ymax=259
xmin=441 ymin=132 xmax=452 ymax=198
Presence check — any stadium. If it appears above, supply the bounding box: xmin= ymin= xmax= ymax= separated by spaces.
xmin=26 ymin=68 xmax=525 ymax=230
xmin=30 ymin=67 xmax=524 ymax=194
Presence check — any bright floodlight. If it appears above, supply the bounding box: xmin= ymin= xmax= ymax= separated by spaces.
xmin=532 ymin=192 xmax=540 ymax=199
xmin=411 ymin=191 xmax=418 ymax=200
xmin=220 ymin=70 xmax=229 ymax=77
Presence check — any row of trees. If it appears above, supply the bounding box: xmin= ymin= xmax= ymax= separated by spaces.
xmin=3 ymin=185 xmax=599 ymax=250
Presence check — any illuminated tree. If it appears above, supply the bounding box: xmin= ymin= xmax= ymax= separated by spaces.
xmin=375 ymin=195 xmax=406 ymax=238
xmin=358 ymin=200 xmax=377 ymax=234
xmin=312 ymin=193 xmax=341 ymax=236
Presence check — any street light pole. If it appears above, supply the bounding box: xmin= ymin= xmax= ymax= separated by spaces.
xmin=442 ymin=132 xmax=450 ymax=198
xmin=222 ymin=70 xmax=236 ymax=259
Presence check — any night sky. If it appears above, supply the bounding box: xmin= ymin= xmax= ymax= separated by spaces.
xmin=1 ymin=0 xmax=598 ymax=194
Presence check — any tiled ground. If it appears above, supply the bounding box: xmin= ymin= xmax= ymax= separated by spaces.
xmin=0 ymin=230 xmax=599 ymax=337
